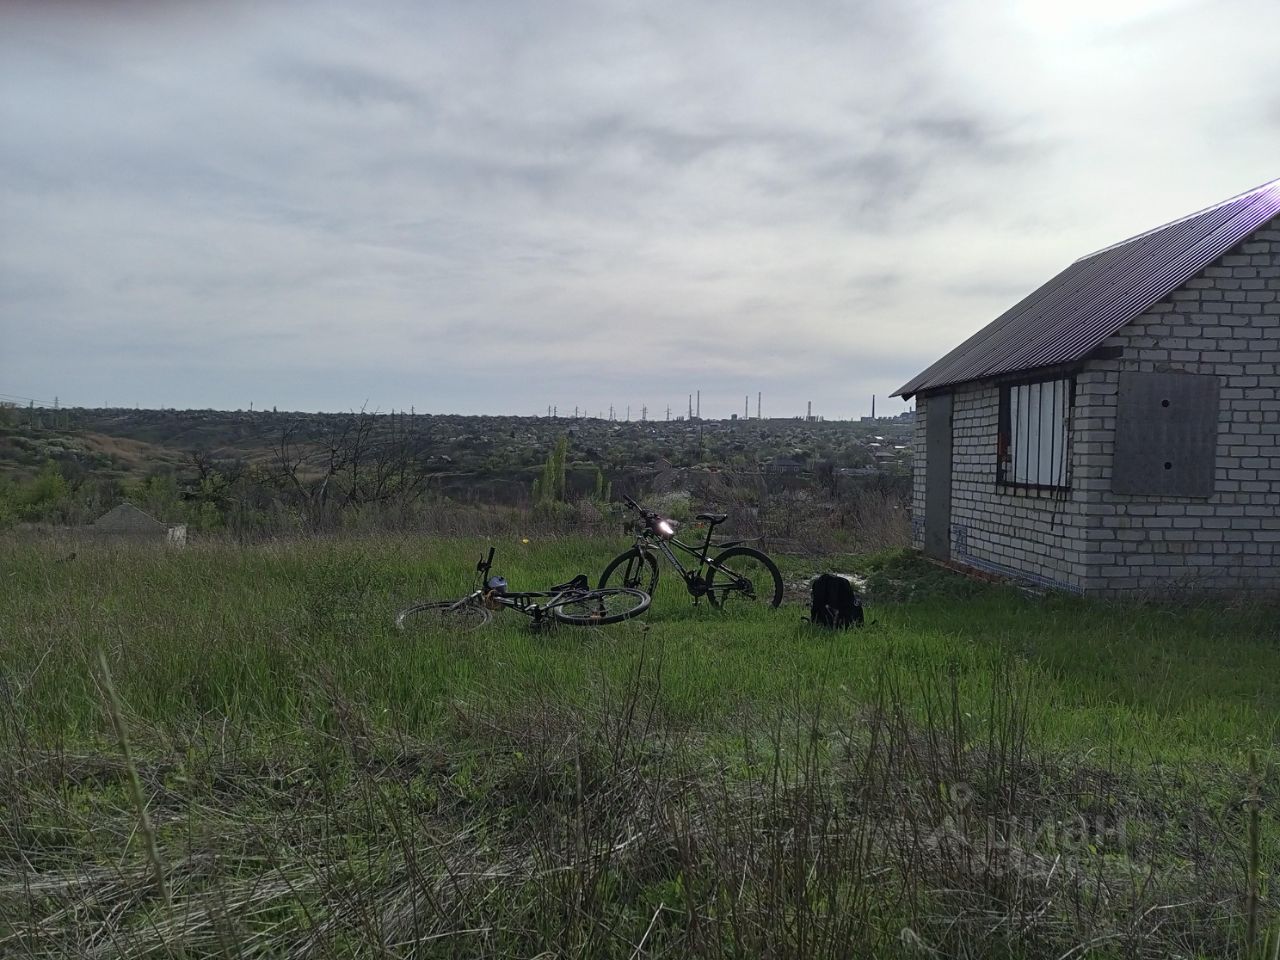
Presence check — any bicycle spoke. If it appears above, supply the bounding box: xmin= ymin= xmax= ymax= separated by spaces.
xmin=396 ymin=599 xmax=490 ymax=631
xmin=706 ymin=547 xmax=784 ymax=609
xmin=552 ymin=588 xmax=650 ymax=625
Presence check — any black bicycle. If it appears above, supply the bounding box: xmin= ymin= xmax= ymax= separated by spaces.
xmin=598 ymin=496 xmax=784 ymax=608
xmin=397 ymin=547 xmax=651 ymax=631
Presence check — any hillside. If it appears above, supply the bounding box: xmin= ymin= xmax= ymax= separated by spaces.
xmin=61 ymin=407 xmax=912 ymax=472
xmin=3 ymin=407 xmax=913 ymax=478
xmin=0 ymin=406 xmax=914 ymax=541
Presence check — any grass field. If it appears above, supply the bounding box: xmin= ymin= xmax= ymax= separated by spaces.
xmin=3 ymin=535 xmax=1278 ymax=957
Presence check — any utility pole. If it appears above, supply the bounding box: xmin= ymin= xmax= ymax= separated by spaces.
xmin=872 ymin=394 xmax=876 ymax=419
xmin=696 ymin=390 xmax=700 ymax=419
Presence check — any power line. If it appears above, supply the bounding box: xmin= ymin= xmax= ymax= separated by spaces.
xmin=0 ymin=391 xmax=63 ymax=408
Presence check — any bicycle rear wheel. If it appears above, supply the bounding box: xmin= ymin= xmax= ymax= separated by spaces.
xmin=705 ymin=546 xmax=784 ymax=609
xmin=395 ymin=598 xmax=491 ymax=632
xmin=551 ymin=588 xmax=651 ymax=626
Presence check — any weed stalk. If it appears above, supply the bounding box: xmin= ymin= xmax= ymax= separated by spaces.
xmin=97 ymin=648 xmax=173 ymax=911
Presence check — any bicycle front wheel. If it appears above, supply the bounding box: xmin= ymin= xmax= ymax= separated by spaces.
xmin=551 ymin=588 xmax=651 ymax=626
xmin=598 ymin=547 xmax=660 ymax=595
xmin=706 ymin=547 xmax=784 ymax=609
xmin=395 ymin=598 xmax=491 ymax=632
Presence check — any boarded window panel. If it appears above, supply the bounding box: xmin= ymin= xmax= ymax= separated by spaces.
xmin=1029 ymin=382 xmax=1042 ymax=482
xmin=1008 ymin=386 xmax=1019 ymax=481
xmin=1010 ymin=385 xmax=1025 ymax=482
xmin=1036 ymin=381 xmax=1055 ymax=482
xmin=1038 ymin=381 xmax=1052 ymax=484
xmin=1052 ymin=379 xmax=1068 ymax=486
xmin=1113 ymin=372 xmax=1218 ymax=497
xmin=1020 ymin=383 xmax=1031 ymax=482
xmin=1054 ymin=378 xmax=1064 ymax=488
xmin=1030 ymin=383 xmax=1041 ymax=483
xmin=1047 ymin=380 xmax=1061 ymax=485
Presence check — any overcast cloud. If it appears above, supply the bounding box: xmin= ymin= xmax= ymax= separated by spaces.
xmin=3 ymin=0 xmax=1278 ymax=418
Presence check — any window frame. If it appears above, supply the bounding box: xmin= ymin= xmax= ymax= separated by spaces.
xmin=996 ymin=375 xmax=1074 ymax=491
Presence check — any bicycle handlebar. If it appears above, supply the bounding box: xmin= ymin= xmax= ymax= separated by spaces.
xmin=621 ymin=495 xmax=654 ymax=519
xmin=622 ymin=495 xmax=675 ymax=541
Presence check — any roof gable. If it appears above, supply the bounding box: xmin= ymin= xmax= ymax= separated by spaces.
xmin=894 ymin=177 xmax=1280 ymax=398
xmin=94 ymin=502 xmax=167 ymax=531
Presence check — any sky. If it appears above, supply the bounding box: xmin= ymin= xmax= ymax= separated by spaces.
xmin=2 ymin=0 xmax=1278 ymax=419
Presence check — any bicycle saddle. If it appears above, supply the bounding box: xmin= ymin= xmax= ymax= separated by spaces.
xmin=549 ymin=573 xmax=590 ymax=592
xmin=696 ymin=513 xmax=728 ymax=524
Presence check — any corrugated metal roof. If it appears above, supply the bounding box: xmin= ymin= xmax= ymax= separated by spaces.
xmin=893 ymin=177 xmax=1280 ymax=398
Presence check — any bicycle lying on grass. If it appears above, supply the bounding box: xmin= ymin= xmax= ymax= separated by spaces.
xmin=396 ymin=547 xmax=651 ymax=631
xmin=598 ymin=496 xmax=784 ymax=608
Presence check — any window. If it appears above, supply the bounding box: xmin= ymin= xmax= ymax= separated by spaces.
xmin=997 ymin=377 xmax=1072 ymax=489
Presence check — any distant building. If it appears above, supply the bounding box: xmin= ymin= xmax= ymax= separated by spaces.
xmin=767 ymin=457 xmax=805 ymax=474
xmin=91 ymin=503 xmax=187 ymax=545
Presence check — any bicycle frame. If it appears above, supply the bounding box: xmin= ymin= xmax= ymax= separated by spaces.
xmin=495 ymin=588 xmax=587 ymax=620
xmin=624 ymin=515 xmax=747 ymax=591
xmin=472 ymin=547 xmax=602 ymax=624
xmin=397 ymin=546 xmax=649 ymax=631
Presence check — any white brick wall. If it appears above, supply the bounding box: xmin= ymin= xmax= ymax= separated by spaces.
xmin=910 ymin=396 xmax=927 ymax=548
xmin=942 ymin=382 xmax=1088 ymax=590
xmin=1074 ymin=223 xmax=1280 ymax=596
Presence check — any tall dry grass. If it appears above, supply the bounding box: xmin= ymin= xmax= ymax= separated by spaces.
xmin=1 ymin=637 xmax=1271 ymax=957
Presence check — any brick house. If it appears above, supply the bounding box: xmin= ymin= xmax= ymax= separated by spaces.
xmin=893 ymin=178 xmax=1280 ymax=596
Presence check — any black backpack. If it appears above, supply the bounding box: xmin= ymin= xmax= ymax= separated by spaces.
xmin=809 ymin=573 xmax=864 ymax=629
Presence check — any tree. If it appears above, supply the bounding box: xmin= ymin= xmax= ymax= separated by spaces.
xmin=269 ymin=410 xmax=434 ymax=531
xmin=132 ymin=473 xmax=181 ymax=521
xmin=534 ymin=436 xmax=568 ymax=507
xmin=14 ymin=460 xmax=71 ymax=522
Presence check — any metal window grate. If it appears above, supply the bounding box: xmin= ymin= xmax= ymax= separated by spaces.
xmin=998 ymin=377 xmax=1072 ymax=490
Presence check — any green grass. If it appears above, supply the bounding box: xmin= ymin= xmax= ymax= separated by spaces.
xmin=6 ymin=536 xmax=1278 ymax=758
xmin=3 ymin=534 xmax=1279 ymax=957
